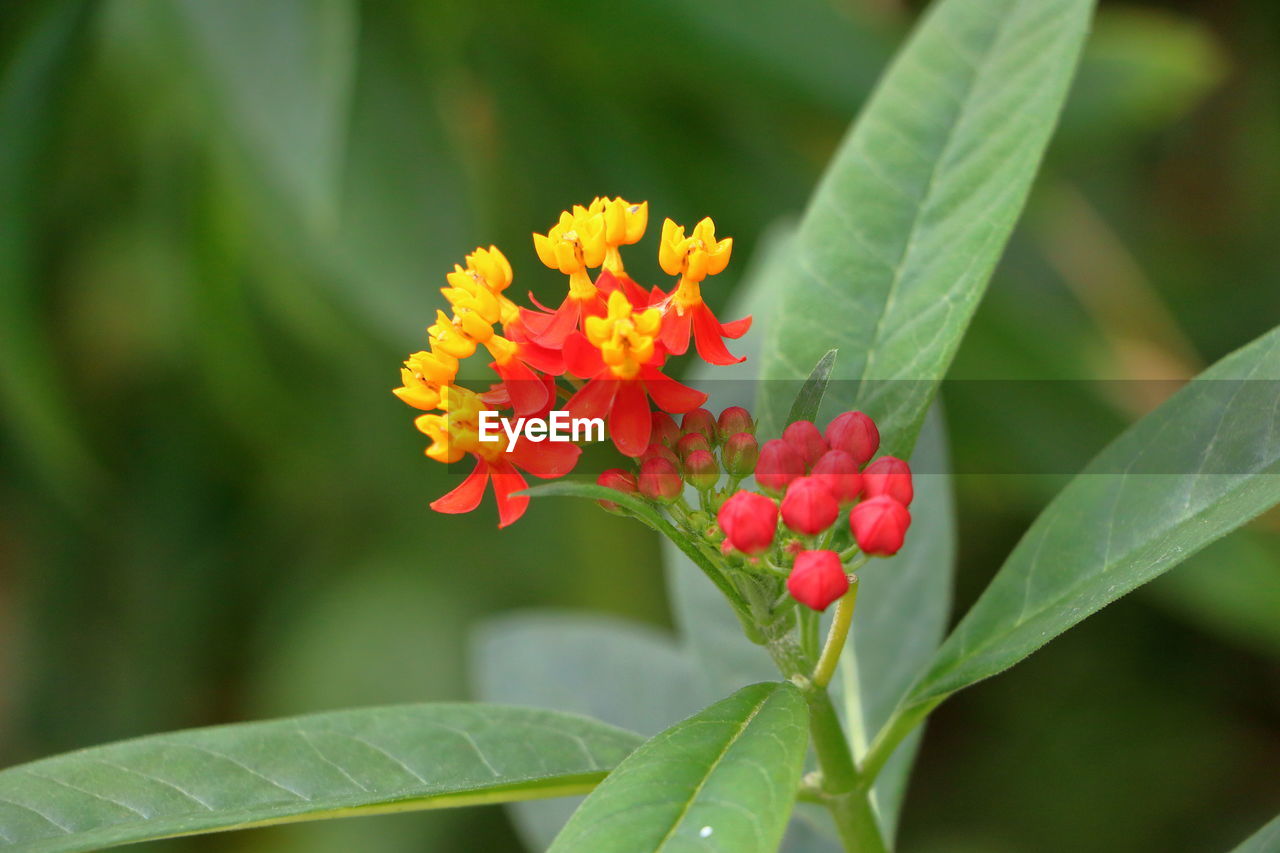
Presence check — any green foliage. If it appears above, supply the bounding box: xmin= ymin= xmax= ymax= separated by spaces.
xmin=548 ymin=683 xmax=809 ymax=853
xmin=0 ymin=704 xmax=640 ymax=852
xmin=905 ymin=326 xmax=1280 ymax=709
xmin=4 ymin=0 xmax=1279 ymax=848
xmin=757 ymin=0 xmax=1096 ymax=451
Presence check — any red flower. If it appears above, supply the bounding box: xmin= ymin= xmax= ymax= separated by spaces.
xmin=810 ymin=450 xmax=863 ymax=505
xmin=717 ymin=490 xmax=779 ymax=555
xmin=825 ymin=411 xmax=879 ymax=466
xmin=862 ymin=456 xmax=914 ymax=506
xmin=783 ymin=420 xmax=829 ymax=468
xmin=781 ymin=476 xmax=840 ymax=535
xmin=756 ymin=438 xmax=807 ymax=494
xmin=429 ymin=434 xmax=581 ymax=529
xmin=562 ymin=290 xmax=707 ymax=456
xmin=788 ymin=550 xmax=849 ymax=611
xmin=850 ymin=496 xmax=911 ymax=556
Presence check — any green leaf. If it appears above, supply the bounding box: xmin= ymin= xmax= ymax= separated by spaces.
xmin=174 ymin=0 xmax=357 ymax=233
xmin=903 ymin=324 xmax=1280 ymax=711
xmin=786 ymin=349 xmax=838 ymax=427
xmin=548 ymin=683 xmax=809 ymax=853
xmin=0 ymin=703 xmax=642 ymax=852
xmin=756 ymin=0 xmax=1096 ymax=451
xmin=472 ymin=612 xmax=713 ymax=851
xmin=1232 ymin=813 xmax=1280 ymax=853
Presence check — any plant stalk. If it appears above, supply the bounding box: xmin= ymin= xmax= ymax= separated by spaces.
xmin=804 ymin=688 xmax=888 ymax=853
xmin=812 ymin=577 xmax=859 ymax=688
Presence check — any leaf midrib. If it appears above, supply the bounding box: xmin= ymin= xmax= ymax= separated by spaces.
xmin=852 ymin=0 xmax=1017 ymax=397
xmin=652 ymin=690 xmax=773 ymax=851
xmin=913 ymin=452 xmax=1280 ymax=704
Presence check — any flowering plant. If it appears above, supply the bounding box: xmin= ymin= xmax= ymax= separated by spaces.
xmin=4 ymin=1 xmax=1280 ymax=852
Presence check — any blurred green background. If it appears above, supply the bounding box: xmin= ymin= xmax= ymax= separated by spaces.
xmin=1 ymin=0 xmax=1278 ymax=851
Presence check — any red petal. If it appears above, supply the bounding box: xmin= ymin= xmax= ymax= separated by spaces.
xmin=490 ymin=460 xmax=530 ymax=528
xmin=526 ymin=298 xmax=581 ymax=348
xmin=429 ymin=459 xmax=489 ymax=514
xmin=719 ymin=314 xmax=752 ymax=339
xmin=595 ymin=269 xmax=620 ymax=293
xmin=610 ymin=380 xmax=652 ymax=457
xmin=517 ymin=340 xmax=564 ymax=375
xmin=510 ymin=438 xmax=581 ymax=478
xmin=642 ymin=364 xmax=708 ymax=413
xmin=479 ymin=383 xmax=511 ymax=408
xmin=692 ymin=303 xmax=746 ymax=365
xmin=567 ymin=377 xmax=618 ymax=421
xmin=660 ymin=309 xmax=692 ymax=355
xmin=617 ymin=274 xmax=653 ymax=307
xmin=563 ymin=332 xmax=606 ymax=378
xmin=494 ymin=359 xmax=550 ymax=415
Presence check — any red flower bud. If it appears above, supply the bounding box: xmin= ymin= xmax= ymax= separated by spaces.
xmin=596 ymin=468 xmax=637 ymax=514
xmin=781 ymin=476 xmax=840 ymax=535
xmin=683 ymin=448 xmax=720 ymax=492
xmin=722 ymin=432 xmax=759 ymax=478
xmin=651 ymin=411 xmax=681 ymax=448
xmin=809 ymin=450 xmax=863 ymax=505
xmin=641 ymin=442 xmax=680 ymax=470
xmin=675 ymin=432 xmax=712 ymax=462
xmin=787 ymin=550 xmax=849 ymax=611
xmin=862 ymin=456 xmax=913 ymax=506
xmin=716 ymin=406 xmax=755 ymax=442
xmin=681 ymin=408 xmax=718 ymax=445
xmin=783 ymin=420 xmax=828 ymax=468
xmin=638 ymin=457 xmax=682 ymax=503
xmin=825 ymin=411 xmax=879 ymax=465
xmin=756 ymin=439 xmax=806 ymax=494
xmin=850 ymin=496 xmax=911 ymax=556
xmin=717 ymin=490 xmax=778 ymax=555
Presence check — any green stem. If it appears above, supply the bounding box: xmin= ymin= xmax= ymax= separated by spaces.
xmin=812 ymin=576 xmax=859 ymax=688
xmin=857 ymin=697 xmax=942 ymax=790
xmin=804 ymin=689 xmax=888 ymax=853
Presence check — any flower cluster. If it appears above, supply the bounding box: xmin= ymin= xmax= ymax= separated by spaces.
xmin=718 ymin=410 xmax=914 ymax=610
xmin=596 ymin=406 xmax=914 ymax=612
xmin=394 ymin=198 xmax=749 ymax=526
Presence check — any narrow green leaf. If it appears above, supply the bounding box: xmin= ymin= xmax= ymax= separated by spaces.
xmin=1232 ymin=813 xmax=1280 ymax=853
xmin=0 ymin=703 xmax=641 ymax=852
xmin=905 ymin=325 xmax=1280 ymax=709
xmin=549 ymin=683 xmax=809 ymax=853
xmin=786 ymin=349 xmax=838 ymax=426
xmin=473 ymin=613 xmax=713 ymax=850
xmin=757 ymin=0 xmax=1096 ymax=451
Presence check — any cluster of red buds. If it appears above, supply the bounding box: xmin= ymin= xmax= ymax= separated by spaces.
xmin=597 ymin=406 xmax=914 ymax=612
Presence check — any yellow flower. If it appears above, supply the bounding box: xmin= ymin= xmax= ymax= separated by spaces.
xmin=416 ymin=385 xmax=506 ymax=463
xmin=533 ymin=209 xmax=606 ymax=300
xmin=428 ymin=310 xmax=477 ymax=360
xmin=393 ymin=350 xmax=459 ymax=410
xmin=584 ymin=290 xmax=662 ymax=380
xmin=659 ymin=217 xmax=733 ymax=312
xmin=591 ymin=197 xmax=648 ymax=274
